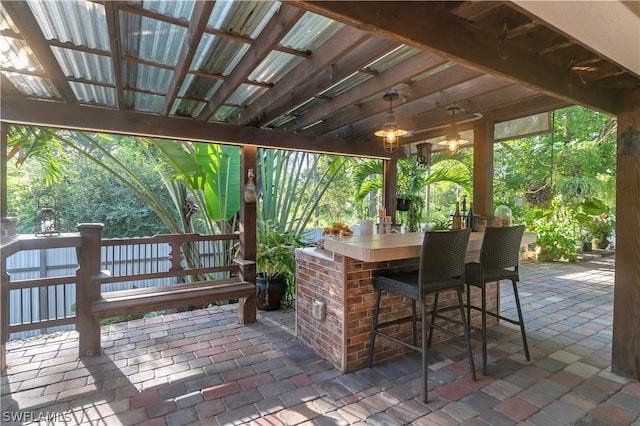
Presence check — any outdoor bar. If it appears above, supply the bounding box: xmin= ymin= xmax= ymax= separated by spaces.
xmin=295 ymin=230 xmax=536 ymax=372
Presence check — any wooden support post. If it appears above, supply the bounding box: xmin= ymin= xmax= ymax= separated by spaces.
xmin=239 ymin=146 xmax=257 ymax=324
xmin=76 ymin=223 xmax=105 ymax=357
xmin=383 ymin=158 xmax=398 ymax=223
xmin=612 ymin=96 xmax=640 ymax=380
xmin=473 ymin=121 xmax=493 ymax=218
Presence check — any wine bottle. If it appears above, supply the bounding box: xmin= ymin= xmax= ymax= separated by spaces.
xmin=467 ymin=202 xmax=474 ymax=231
xmin=452 ymin=202 xmax=462 ymax=230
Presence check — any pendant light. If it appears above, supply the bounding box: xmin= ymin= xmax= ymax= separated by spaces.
xmin=375 ymin=90 xmax=407 ymax=153
xmin=439 ymin=106 xmax=469 ymax=151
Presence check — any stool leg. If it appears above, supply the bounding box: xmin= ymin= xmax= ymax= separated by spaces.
xmin=456 ymin=289 xmax=476 ymax=381
xmin=512 ymin=279 xmax=530 ymax=361
xmin=412 ymin=299 xmax=417 ymax=346
xmin=368 ymin=289 xmax=383 ymax=368
xmin=466 ymin=284 xmax=471 ymax=328
xmin=427 ymin=293 xmax=439 ymax=348
xmin=421 ymin=297 xmax=428 ymax=403
xmin=481 ymin=282 xmax=488 ymax=376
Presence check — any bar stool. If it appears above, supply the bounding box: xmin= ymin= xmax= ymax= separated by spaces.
xmin=465 ymin=225 xmax=530 ymax=375
xmin=368 ymin=228 xmax=476 ymax=403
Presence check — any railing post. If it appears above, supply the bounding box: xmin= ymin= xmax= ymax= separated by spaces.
xmin=76 ymin=223 xmax=104 ymax=357
xmin=1 ymin=258 xmax=9 ymax=373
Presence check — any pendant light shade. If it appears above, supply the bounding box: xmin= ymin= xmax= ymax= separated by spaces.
xmin=439 ymin=106 xmax=469 ymax=151
xmin=375 ymin=90 xmax=407 ymax=152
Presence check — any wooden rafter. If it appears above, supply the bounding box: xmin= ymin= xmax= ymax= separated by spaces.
xmin=198 ymin=3 xmax=306 ymax=121
xmin=104 ymin=1 xmax=124 ymax=109
xmin=162 ymin=1 xmax=215 ymax=116
xmin=294 ymin=1 xmax=619 ymax=114
xmin=234 ymin=25 xmax=373 ymax=126
xmin=2 ymin=1 xmax=77 ymax=103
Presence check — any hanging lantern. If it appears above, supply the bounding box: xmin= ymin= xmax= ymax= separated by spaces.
xmin=35 ymin=194 xmax=60 ymax=236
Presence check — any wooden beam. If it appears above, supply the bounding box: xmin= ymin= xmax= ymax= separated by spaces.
xmin=162 ymin=1 xmax=215 ymax=116
xmin=293 ymin=1 xmax=619 ymax=114
xmin=258 ymin=36 xmax=399 ymax=126
xmin=0 ymin=96 xmax=391 ymax=159
xmin=198 ymin=3 xmax=305 ymax=121
xmin=3 ymin=1 xmax=77 ymax=103
xmin=611 ymin=92 xmax=640 ymax=380
xmin=234 ymin=26 xmax=373 ymax=126
xmin=472 ymin=121 xmax=493 ymax=219
xmin=103 ymin=1 xmax=124 ymax=109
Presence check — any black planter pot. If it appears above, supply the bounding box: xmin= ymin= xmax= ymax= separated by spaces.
xmin=397 ymin=198 xmax=411 ymax=211
xmin=256 ymin=274 xmax=287 ymax=311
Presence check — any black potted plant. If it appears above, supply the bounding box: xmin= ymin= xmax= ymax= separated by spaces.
xmin=256 ymin=220 xmax=301 ymax=310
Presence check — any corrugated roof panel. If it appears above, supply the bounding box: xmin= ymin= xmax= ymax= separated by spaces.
xmin=289 ymin=96 xmax=324 ymax=116
xmin=172 ymin=99 xmax=207 ymax=118
xmin=213 ymin=105 xmax=242 ymax=123
xmin=69 ymin=81 xmax=116 ymax=107
xmin=208 ymin=1 xmax=279 ymax=38
xmin=321 ymin=72 xmax=372 ymax=98
xmin=2 ymin=71 xmax=59 ymax=98
xmin=133 ymin=64 xmax=173 ymax=93
xmin=135 ymin=92 xmax=164 ymax=113
xmin=367 ymin=45 xmax=420 ymax=73
xmin=248 ymin=51 xmax=302 ymax=85
xmin=192 ymin=33 xmax=249 ymax=77
xmin=120 ymin=12 xmax=185 ymax=66
xmin=227 ymin=83 xmax=268 ymax=107
xmin=51 ymin=46 xmax=114 ymax=84
xmin=178 ymin=74 xmax=222 ymax=100
xmin=138 ymin=0 xmax=195 ymax=21
xmin=26 ymin=0 xmax=109 ymax=50
xmin=280 ymin=12 xmax=343 ymax=52
xmin=412 ymin=62 xmax=457 ymax=83
xmin=269 ymin=114 xmax=296 ymax=128
xmin=0 ymin=37 xmax=42 ymax=73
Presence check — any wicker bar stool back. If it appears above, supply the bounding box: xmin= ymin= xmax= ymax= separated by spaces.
xmin=465 ymin=224 xmax=530 ymax=375
xmin=368 ymin=228 xmax=475 ymax=403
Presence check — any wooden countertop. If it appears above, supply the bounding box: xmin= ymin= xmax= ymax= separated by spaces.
xmin=322 ymin=231 xmax=536 ymax=263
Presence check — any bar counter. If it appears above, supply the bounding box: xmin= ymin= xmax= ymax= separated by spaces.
xmin=295 ymin=231 xmax=535 ymax=373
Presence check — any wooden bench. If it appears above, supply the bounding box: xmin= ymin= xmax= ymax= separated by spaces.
xmin=92 ymin=277 xmax=256 ymax=319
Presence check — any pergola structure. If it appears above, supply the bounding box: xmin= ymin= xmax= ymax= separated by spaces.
xmin=1 ymin=1 xmax=638 ymax=380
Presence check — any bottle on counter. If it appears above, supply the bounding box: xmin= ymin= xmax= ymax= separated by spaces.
xmin=452 ymin=201 xmax=462 ymax=230
xmin=466 ymin=202 xmax=474 ymax=231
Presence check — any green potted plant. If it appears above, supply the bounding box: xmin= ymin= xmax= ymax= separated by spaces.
xmin=256 ymin=220 xmax=303 ymax=310
xmin=576 ymin=198 xmax=615 ymax=250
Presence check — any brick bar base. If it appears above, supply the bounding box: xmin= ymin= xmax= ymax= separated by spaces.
xmin=295 ymin=247 xmax=498 ymax=373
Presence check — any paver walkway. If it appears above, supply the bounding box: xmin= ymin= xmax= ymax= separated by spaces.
xmin=1 ymin=256 xmax=639 ymax=425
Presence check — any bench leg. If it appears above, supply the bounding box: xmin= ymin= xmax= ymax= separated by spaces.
xmin=238 ymin=292 xmax=257 ymax=324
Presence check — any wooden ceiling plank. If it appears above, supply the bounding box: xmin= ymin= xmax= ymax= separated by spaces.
xmin=198 ymin=3 xmax=306 ymax=121
xmin=1 ymin=96 xmax=390 ymax=159
xmin=104 ymin=1 xmax=124 ymax=109
xmin=294 ymin=1 xmax=618 ymax=114
xmin=278 ymin=52 xmax=449 ymax=132
xmin=259 ymin=36 xmax=399 ymax=127
xmin=234 ymin=25 xmax=373 ymax=126
xmin=162 ymin=1 xmax=215 ymax=116
xmin=3 ymin=1 xmax=77 ymax=103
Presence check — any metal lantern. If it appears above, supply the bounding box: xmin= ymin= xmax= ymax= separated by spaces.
xmin=35 ymin=194 xmax=60 ymax=236
xmin=416 ymin=142 xmax=433 ymax=166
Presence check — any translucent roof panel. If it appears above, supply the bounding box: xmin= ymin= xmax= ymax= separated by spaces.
xmin=69 ymin=82 xmax=116 ymax=107
xmin=137 ymin=0 xmax=195 ymax=21
xmin=321 ymin=72 xmax=373 ymax=98
xmin=413 ymin=62 xmax=457 ymax=83
xmin=120 ymin=12 xmax=185 ymax=67
xmin=2 ymin=71 xmax=59 ymax=98
xmin=213 ymin=105 xmax=242 ymax=123
xmin=367 ymin=45 xmax=420 ymax=73
xmin=172 ymin=99 xmax=207 ymax=118
xmin=51 ymin=47 xmax=114 ymax=84
xmin=0 ymin=5 xmax=20 ymax=32
xmin=280 ymin=12 xmax=343 ymax=52
xmin=289 ymin=97 xmax=325 ymax=117
xmin=249 ymin=51 xmax=303 ymax=85
xmin=192 ymin=33 xmax=249 ymax=76
xmin=178 ymin=75 xmax=222 ymax=101
xmin=227 ymin=83 xmax=268 ymax=107
xmin=134 ymin=92 xmax=164 ymax=114
xmin=209 ymin=1 xmax=280 ymax=38
xmin=26 ymin=0 xmax=109 ymax=50
xmin=122 ymin=63 xmax=172 ymax=93
xmin=0 ymin=37 xmax=42 ymax=73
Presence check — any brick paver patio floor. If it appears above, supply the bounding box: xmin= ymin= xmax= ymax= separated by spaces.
xmin=2 ymin=255 xmax=639 ymax=425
